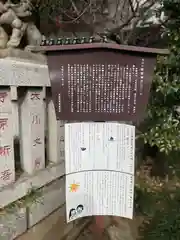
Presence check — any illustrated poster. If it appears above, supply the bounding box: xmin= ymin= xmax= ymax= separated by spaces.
xmin=65 ymin=122 xmax=135 ymax=222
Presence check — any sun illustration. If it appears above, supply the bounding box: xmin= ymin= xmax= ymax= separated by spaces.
xmin=69 ymin=181 xmax=80 ymax=192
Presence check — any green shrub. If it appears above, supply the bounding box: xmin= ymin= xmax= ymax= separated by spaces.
xmin=139 ymin=0 xmax=180 ymax=155
xmin=139 ymin=188 xmax=180 ymax=240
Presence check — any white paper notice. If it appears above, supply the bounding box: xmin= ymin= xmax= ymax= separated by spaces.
xmin=65 ymin=122 xmax=135 ymax=223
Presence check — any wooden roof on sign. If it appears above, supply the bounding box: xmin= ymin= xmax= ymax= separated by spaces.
xmin=32 ymin=43 xmax=169 ymax=55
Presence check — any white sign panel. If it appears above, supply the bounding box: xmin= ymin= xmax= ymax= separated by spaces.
xmin=65 ymin=122 xmax=135 ymax=223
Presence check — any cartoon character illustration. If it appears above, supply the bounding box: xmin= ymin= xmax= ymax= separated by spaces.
xmin=68 ymin=204 xmax=84 ymax=220
xmin=76 ymin=204 xmax=84 ymax=214
xmin=69 ymin=208 xmax=76 ymax=220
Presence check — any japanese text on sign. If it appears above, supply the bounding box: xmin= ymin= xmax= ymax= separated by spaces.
xmin=65 ymin=122 xmax=135 ymax=222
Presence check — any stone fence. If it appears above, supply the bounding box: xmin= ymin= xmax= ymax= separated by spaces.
xmin=0 ymin=50 xmax=73 ymax=240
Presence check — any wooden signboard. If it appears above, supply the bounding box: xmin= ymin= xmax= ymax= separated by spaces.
xmin=42 ymin=43 xmax=169 ymax=122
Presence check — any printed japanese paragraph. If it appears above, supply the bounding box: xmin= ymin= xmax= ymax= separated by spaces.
xmin=65 ymin=122 xmax=135 ymax=223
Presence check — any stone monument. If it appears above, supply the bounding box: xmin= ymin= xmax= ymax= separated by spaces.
xmin=0 ymin=0 xmax=42 ymax=51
